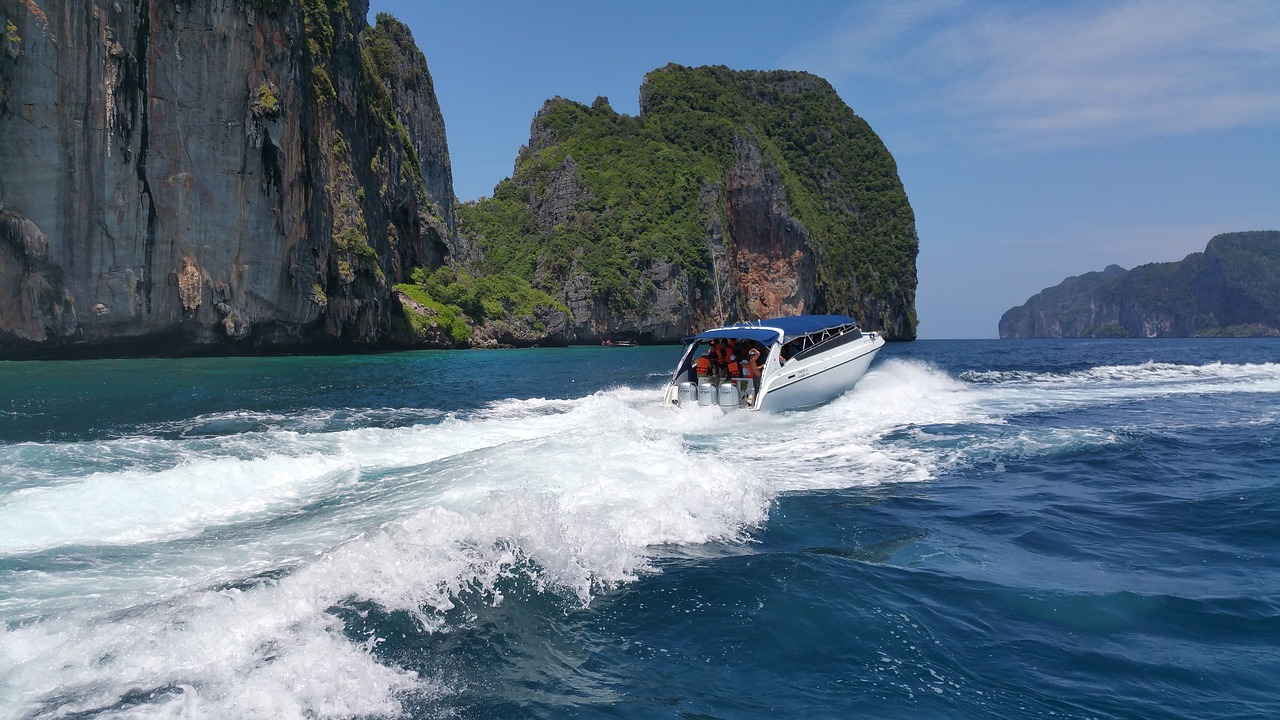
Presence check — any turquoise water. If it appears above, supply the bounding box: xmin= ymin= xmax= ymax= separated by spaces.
xmin=1 ymin=340 xmax=1277 ymax=718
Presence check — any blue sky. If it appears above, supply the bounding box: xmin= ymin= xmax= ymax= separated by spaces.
xmin=368 ymin=1 xmax=1280 ymax=338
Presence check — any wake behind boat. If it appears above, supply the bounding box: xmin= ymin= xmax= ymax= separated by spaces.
xmin=663 ymin=315 xmax=884 ymax=412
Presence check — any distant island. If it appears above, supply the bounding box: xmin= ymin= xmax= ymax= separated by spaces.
xmin=0 ymin=1 xmax=917 ymax=359
xmin=999 ymin=230 xmax=1280 ymax=338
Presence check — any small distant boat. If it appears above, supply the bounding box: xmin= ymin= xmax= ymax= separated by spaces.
xmin=601 ymin=339 xmax=637 ymax=347
xmin=663 ymin=315 xmax=884 ymax=412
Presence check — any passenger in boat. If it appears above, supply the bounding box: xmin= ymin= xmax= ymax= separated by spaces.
xmin=708 ymin=339 xmax=729 ymax=381
xmin=779 ymin=338 xmax=801 ymax=365
xmin=694 ymin=347 xmax=713 ymax=380
xmin=746 ymin=346 xmax=763 ymax=402
xmin=724 ymin=339 xmax=742 ymax=378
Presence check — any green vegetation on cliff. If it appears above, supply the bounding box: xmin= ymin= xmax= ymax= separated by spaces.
xmin=642 ymin=65 xmax=917 ymax=309
xmin=395 ymin=268 xmax=566 ymax=345
xmin=460 ymin=64 xmax=918 ymax=336
xmin=4 ymin=20 xmax=20 ymax=53
xmin=459 ymin=97 xmax=712 ymax=313
xmin=303 ymin=7 xmax=426 ymax=187
xmin=301 ymin=0 xmax=347 ymax=101
xmin=360 ymin=14 xmax=425 ymax=193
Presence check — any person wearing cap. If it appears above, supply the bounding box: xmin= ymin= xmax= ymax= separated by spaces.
xmin=746 ymin=345 xmax=764 ymax=404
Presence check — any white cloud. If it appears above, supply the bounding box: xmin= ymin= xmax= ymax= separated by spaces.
xmin=785 ymin=0 xmax=1280 ymax=148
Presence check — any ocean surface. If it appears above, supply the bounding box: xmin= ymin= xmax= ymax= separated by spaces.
xmin=1 ymin=339 xmax=1277 ymax=719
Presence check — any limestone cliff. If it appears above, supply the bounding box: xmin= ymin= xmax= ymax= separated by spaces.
xmin=458 ymin=65 xmax=919 ymax=343
xmin=999 ymin=231 xmax=1280 ymax=338
xmin=0 ymin=0 xmax=462 ymax=358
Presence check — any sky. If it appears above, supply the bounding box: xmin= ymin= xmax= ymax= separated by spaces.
xmin=367 ymin=0 xmax=1280 ymax=339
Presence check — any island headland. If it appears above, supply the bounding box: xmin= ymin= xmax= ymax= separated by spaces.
xmin=999 ymin=230 xmax=1280 ymax=338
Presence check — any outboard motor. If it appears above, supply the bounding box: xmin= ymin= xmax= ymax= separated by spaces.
xmin=718 ymin=382 xmax=740 ymax=412
xmin=678 ymin=381 xmax=697 ymax=406
xmin=697 ymin=379 xmax=717 ymax=406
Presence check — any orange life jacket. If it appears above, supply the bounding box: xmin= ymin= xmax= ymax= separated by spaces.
xmin=695 ymin=356 xmax=711 ymax=374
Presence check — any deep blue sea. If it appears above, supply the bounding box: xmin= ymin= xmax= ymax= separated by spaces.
xmin=1 ymin=339 xmax=1277 ymax=719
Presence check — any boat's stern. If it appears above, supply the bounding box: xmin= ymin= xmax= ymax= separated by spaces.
xmin=663 ymin=338 xmax=758 ymax=412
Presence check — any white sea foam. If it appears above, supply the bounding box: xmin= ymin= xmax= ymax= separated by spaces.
xmin=0 ymin=400 xmax=612 ymax=557
xmin=0 ymin=389 xmax=773 ymax=718
xmin=958 ymin=361 xmax=1280 ymax=422
xmin=964 ymin=360 xmax=1280 ymax=391
xmin=0 ymin=453 xmax=359 ymax=555
xmin=3 ymin=355 xmax=1276 ymax=718
xmin=1 ymin=552 xmax=431 ymax=720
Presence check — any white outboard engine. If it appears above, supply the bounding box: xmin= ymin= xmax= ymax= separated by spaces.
xmin=678 ymin=381 xmax=697 ymax=406
xmin=717 ymin=382 xmax=740 ymax=412
xmin=697 ymin=379 xmax=717 ymax=406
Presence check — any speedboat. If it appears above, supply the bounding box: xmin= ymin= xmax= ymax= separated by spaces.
xmin=663 ymin=315 xmax=884 ymax=412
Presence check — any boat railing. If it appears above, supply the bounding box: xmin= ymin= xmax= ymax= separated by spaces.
xmin=786 ymin=323 xmax=863 ymax=364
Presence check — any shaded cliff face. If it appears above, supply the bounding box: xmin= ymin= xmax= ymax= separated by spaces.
xmin=0 ymin=0 xmax=457 ymax=358
xmin=459 ymin=65 xmax=919 ymax=343
xmin=999 ymin=231 xmax=1280 ymax=338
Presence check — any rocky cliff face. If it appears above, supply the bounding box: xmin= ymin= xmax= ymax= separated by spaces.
xmin=722 ymin=131 xmax=819 ymax=320
xmin=0 ymin=0 xmax=460 ymax=358
xmin=461 ymin=65 xmax=919 ymax=344
xmin=999 ymin=231 xmax=1280 ymax=338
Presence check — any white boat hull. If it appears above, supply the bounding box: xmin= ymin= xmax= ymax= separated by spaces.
xmin=753 ymin=332 xmax=884 ymax=411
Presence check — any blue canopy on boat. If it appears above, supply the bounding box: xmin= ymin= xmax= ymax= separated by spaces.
xmin=684 ymin=315 xmax=857 ymax=344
